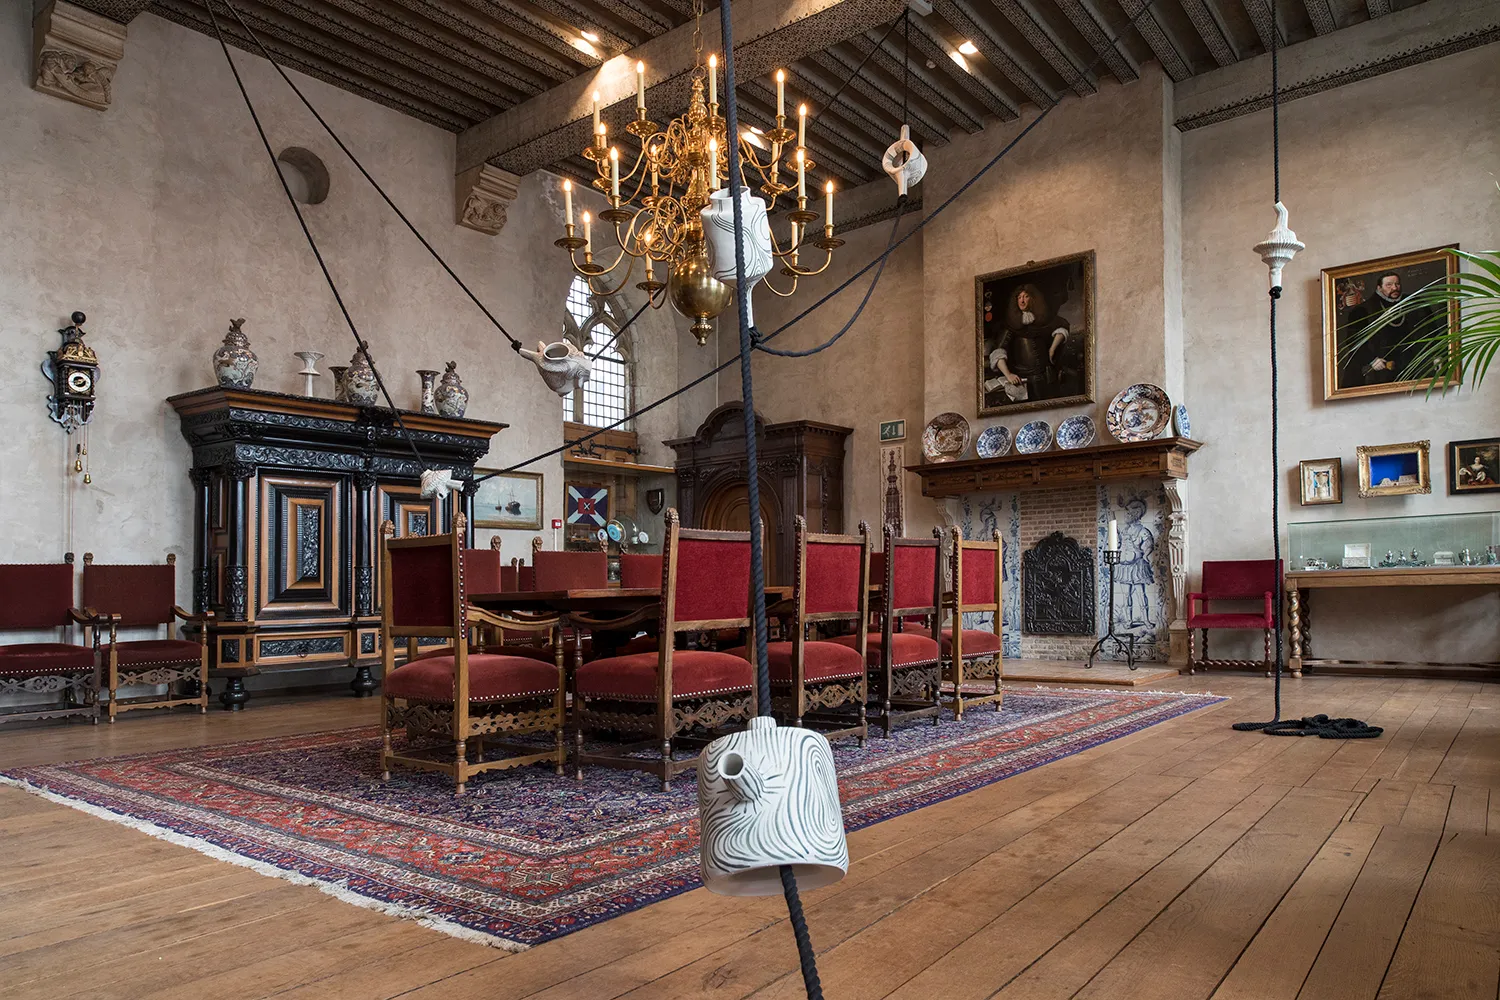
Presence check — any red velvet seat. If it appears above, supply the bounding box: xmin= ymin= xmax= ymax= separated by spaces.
xmin=576 ymin=649 xmax=753 ymax=700
xmin=385 ymin=653 xmax=561 ymax=703
xmin=725 ymin=640 xmax=864 ymax=683
xmin=1187 ymin=560 xmax=1281 ymax=675
xmin=866 ymin=529 xmax=945 ymax=734
xmin=0 ymin=643 xmax=95 ymax=676
xmin=828 ymin=630 xmax=940 ymax=666
xmin=102 ymin=639 xmax=205 ymax=664
xmin=900 ymin=622 xmax=1004 ymax=656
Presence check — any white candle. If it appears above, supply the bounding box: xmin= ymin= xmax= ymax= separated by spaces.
xmin=708 ymin=138 xmax=719 ymax=190
xmin=592 ymin=89 xmax=601 ymax=134
xmin=643 ymin=232 xmax=655 ymax=279
xmin=1107 ymin=519 xmax=1119 ymax=552
xmin=708 ymin=54 xmax=717 ymax=106
xmin=776 ymin=69 xmax=785 ymax=118
xmin=582 ymin=211 xmax=591 ymax=252
xmin=798 ymin=103 xmax=807 ymax=148
xmin=824 ymin=180 xmax=834 ymax=228
xmin=609 ymin=146 xmax=620 ymax=198
xmin=563 ymin=178 xmax=573 ymax=227
xmin=636 ymin=60 xmax=646 ymax=111
xmin=796 ymin=148 xmax=805 ymax=198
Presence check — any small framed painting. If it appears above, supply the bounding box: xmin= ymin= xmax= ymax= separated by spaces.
xmin=472 ymin=470 xmax=543 ymax=529
xmin=1299 ymin=458 xmax=1343 ymax=506
xmin=879 ymin=419 xmax=907 ymax=442
xmin=1356 ymin=440 xmax=1431 ymax=498
xmin=1448 ymin=438 xmax=1500 ymax=495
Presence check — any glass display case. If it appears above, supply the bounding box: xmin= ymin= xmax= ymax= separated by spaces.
xmin=1288 ymin=510 xmax=1500 ymax=571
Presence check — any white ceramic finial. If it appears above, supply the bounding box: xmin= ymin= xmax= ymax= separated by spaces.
xmin=1253 ymin=201 xmax=1305 ymax=290
xmin=419 ymin=468 xmax=462 ymax=499
xmin=882 ymin=124 xmax=927 ymax=198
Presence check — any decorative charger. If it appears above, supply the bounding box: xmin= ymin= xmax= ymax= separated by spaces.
xmin=1173 ymin=404 xmax=1192 ymax=438
xmin=922 ymin=412 xmax=971 ymax=463
xmin=1015 ymin=420 xmax=1053 ymax=455
xmin=1106 ymin=384 xmax=1171 ymax=442
xmin=1055 ymin=414 xmax=1096 ymax=450
xmin=975 ymin=425 xmax=1011 ymax=459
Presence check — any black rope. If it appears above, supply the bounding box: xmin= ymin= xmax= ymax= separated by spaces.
xmin=1264 ymin=714 xmax=1384 ymax=739
xmin=215 ymin=0 xmax=524 ymax=353
xmin=203 ymin=0 xmax=427 ymax=471
xmin=902 ymin=9 xmax=910 ymax=129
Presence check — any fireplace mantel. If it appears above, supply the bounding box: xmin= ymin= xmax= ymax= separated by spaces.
xmin=907 ymin=437 xmax=1201 ymax=498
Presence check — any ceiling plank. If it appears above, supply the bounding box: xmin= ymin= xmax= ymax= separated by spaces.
xmin=991 ymin=0 xmax=1097 ymax=96
xmin=519 ymin=0 xmax=643 ymax=52
xmin=748 ymin=80 xmax=888 ymax=169
xmin=1052 ymin=0 xmax=1139 ymax=82
xmin=1366 ymin=0 xmax=1392 ymax=15
xmin=930 ymin=0 xmax=1056 ymax=108
xmin=1238 ymin=0 xmax=1277 ymax=52
xmin=1116 ymin=0 xmax=1193 ymax=80
xmin=1180 ymin=0 xmax=1241 ymax=65
xmin=395 ymin=0 xmax=599 ymax=74
xmin=1302 ymin=0 xmax=1338 ymax=33
xmin=736 ymin=88 xmax=877 ymax=184
xmin=904 ymin=13 xmax=1021 ymax=120
xmin=850 ymin=30 xmax=989 ymax=131
xmin=810 ymin=47 xmax=951 ymax=145
xmin=786 ymin=65 xmax=911 ymax=159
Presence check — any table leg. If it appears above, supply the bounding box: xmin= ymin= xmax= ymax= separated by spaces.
xmin=1287 ymin=586 xmax=1304 ymax=678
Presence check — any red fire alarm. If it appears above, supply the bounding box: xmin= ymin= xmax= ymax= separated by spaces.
xmin=551 ymin=518 xmax=563 ymax=529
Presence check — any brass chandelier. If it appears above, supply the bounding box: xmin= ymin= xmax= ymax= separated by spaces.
xmin=553 ymin=10 xmax=842 ymax=345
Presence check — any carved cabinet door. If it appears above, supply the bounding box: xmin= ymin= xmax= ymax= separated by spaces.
xmin=258 ymin=474 xmax=348 ymax=617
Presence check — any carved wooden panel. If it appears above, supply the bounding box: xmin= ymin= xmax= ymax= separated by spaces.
xmin=379 ymin=483 xmax=439 ymax=538
xmin=260 ymin=475 xmax=346 ymax=615
xmin=254 ymin=630 xmax=350 ymax=666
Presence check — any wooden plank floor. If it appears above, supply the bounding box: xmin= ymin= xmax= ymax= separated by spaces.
xmin=2 ymin=673 xmax=1498 ymax=1000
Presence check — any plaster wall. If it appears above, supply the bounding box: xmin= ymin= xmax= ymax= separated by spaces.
xmin=0 ymin=10 xmax=684 ymax=608
xmin=1182 ymin=44 xmax=1500 ymax=662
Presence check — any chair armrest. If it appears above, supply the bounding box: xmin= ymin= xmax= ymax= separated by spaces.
xmin=1185 ymin=593 xmax=1206 ymax=619
xmin=69 ymin=606 xmax=116 ymax=626
xmin=173 ymin=605 xmax=216 ymax=623
xmin=1264 ymin=591 xmax=1275 ymax=623
xmin=564 ymin=606 xmax=659 ymax=632
xmin=468 ymin=607 xmax=558 ymax=634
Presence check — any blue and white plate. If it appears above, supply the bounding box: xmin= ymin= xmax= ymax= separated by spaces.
xmin=1173 ymin=404 xmax=1192 ymax=438
xmin=1015 ymin=420 xmax=1053 ymax=454
xmin=1056 ymin=414 xmax=1096 ymax=450
xmin=1106 ymin=383 xmax=1171 ymax=442
xmin=975 ymin=425 xmax=1012 ymax=459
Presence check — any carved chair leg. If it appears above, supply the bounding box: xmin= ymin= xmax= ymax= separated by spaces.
xmin=1188 ymin=627 xmax=1196 ymax=674
xmin=575 ymin=727 xmax=584 ymax=781
xmin=454 ymin=739 xmax=466 ymax=797
xmin=660 ymin=739 xmax=672 ymax=793
xmin=1264 ymin=628 xmax=1273 ymax=678
xmin=554 ymin=723 xmax=565 ymax=776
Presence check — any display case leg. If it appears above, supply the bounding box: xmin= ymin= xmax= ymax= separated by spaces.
xmin=350 ymin=664 xmax=378 ymax=697
xmin=219 ymin=677 xmax=250 ymax=711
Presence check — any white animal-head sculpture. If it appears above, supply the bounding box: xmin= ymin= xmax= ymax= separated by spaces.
xmin=518 ymin=340 xmax=592 ymax=396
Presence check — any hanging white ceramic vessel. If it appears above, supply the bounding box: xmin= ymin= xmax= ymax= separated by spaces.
xmin=518 ymin=340 xmax=591 ymax=396
xmin=881 ymin=124 xmax=926 ymax=199
xmin=419 ymin=468 xmax=462 ymax=499
xmin=701 ymin=188 xmax=773 ymax=330
xmin=697 ymin=716 xmax=848 ymax=896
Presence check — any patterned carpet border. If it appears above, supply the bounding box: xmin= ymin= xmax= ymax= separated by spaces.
xmin=1 ymin=687 xmax=1225 ymax=950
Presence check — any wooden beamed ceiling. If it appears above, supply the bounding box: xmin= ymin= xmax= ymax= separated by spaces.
xmin=88 ymin=0 xmax=1434 ymax=187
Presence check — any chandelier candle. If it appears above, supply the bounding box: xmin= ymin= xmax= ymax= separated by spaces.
xmin=708 ymin=54 xmax=717 ymax=106
xmin=563 ymin=179 xmax=573 ymax=227
xmin=636 ymin=61 xmax=646 ymax=115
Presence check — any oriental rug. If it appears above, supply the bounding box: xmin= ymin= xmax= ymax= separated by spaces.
xmin=2 ymin=687 xmax=1222 ymax=950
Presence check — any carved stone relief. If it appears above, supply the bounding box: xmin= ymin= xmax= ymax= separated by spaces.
xmin=454 ymin=164 xmax=521 ymax=236
xmin=33 ymin=2 xmax=127 ymax=112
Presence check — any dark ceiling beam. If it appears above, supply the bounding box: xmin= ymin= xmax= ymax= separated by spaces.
xmin=396 ymin=0 xmax=599 ymax=74
xmin=518 ymin=0 xmax=643 ymax=52
xmin=1238 ymin=0 xmax=1277 ymax=51
xmin=991 ymin=0 xmax=1096 ymax=96
xmin=1116 ymin=0 xmax=1193 ymax=80
xmin=239 ymin=0 xmax=544 ymax=102
xmin=931 ymin=0 xmax=1055 ymax=108
xmin=608 ymin=0 xmax=678 ymax=34
xmin=1366 ymin=0 xmax=1392 ymax=16
xmin=153 ymin=0 xmax=471 ymax=128
xmin=736 ymin=88 xmax=876 ymax=185
xmin=904 ymin=13 xmax=1020 ymax=120
xmin=1052 ymin=0 xmax=1138 ymax=82
xmin=1179 ymin=0 xmax=1240 ymax=65
xmin=1302 ymin=0 xmax=1338 ymax=34
xmin=810 ymin=47 xmax=951 ymax=145
xmin=853 ymin=30 xmax=988 ymax=131
xmin=786 ymin=65 xmax=909 ymax=159
xmin=746 ymin=80 xmax=887 ymax=172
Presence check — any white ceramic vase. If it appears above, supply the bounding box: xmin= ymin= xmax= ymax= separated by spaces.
xmin=518 ymin=340 xmax=591 ymax=396
xmin=700 ymin=188 xmax=773 ymax=330
xmin=697 ymin=716 xmax=848 ymax=896
xmin=881 ymin=125 xmax=927 ymax=199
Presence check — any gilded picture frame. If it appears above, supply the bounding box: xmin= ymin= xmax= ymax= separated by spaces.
xmin=472 ymin=469 xmax=544 ymax=529
xmin=1298 ymin=457 xmax=1343 ymax=506
xmin=976 ymin=251 xmax=1096 ymax=417
xmin=1356 ymin=440 xmax=1431 ymax=498
xmin=1321 ymin=245 xmax=1461 ymax=400
xmin=1448 ymin=437 xmax=1500 ymax=495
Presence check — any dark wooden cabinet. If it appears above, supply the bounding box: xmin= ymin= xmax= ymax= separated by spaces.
xmin=168 ymin=387 xmax=504 ymax=708
xmin=666 ymin=402 xmax=851 ymax=586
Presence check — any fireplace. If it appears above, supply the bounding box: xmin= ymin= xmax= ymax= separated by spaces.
xmin=1022 ymin=531 xmax=1095 ymax=635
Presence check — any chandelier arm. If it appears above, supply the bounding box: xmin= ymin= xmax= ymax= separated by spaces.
xmin=587 ymin=253 xmax=639 ymax=296
xmin=760 ymin=275 xmax=799 ymax=297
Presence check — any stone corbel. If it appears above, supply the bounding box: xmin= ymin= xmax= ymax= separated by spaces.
xmin=455 ymin=164 xmax=521 ymax=236
xmin=33 ymin=1 xmax=127 ymax=112
xmin=1162 ymin=479 xmax=1189 ymax=667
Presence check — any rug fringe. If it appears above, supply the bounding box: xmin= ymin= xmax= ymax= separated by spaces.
xmin=1024 ymin=685 xmax=1226 ymax=699
xmin=0 ymin=774 xmax=528 ymax=952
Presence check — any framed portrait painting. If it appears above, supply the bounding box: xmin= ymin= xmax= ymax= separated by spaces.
xmin=1448 ymin=438 xmax=1500 ymax=495
xmin=1321 ymin=245 xmax=1460 ymax=400
xmin=1299 ymin=457 xmax=1342 ymax=506
xmin=472 ymin=469 xmax=543 ymax=529
xmin=976 ymin=251 xmax=1095 ymax=417
xmin=1356 ymin=440 xmax=1431 ymax=498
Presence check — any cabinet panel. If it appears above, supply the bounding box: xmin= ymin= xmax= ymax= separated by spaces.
xmin=260 ymin=474 xmax=347 ymax=615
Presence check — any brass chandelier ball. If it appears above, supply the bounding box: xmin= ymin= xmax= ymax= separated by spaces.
xmin=667 ymin=247 xmax=733 ymax=346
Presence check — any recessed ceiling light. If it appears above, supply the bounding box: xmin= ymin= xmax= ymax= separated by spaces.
xmin=580 ymin=29 xmax=600 ymax=42
xmin=957 ymin=40 xmax=978 ymax=55
xmin=949 ymin=51 xmax=969 ymax=71
xmin=571 ymin=36 xmax=597 ymax=55
xmin=741 ymin=128 xmax=767 ymax=149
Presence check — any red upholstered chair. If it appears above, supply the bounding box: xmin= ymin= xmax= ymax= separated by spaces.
xmin=570 ymin=509 xmax=757 ymax=789
xmin=730 ymin=517 xmax=869 ymax=743
xmin=81 ymin=553 xmax=211 ymax=722
xmin=379 ymin=515 xmax=565 ymax=795
xmin=936 ymin=526 xmax=1004 ymax=718
xmin=619 ymin=553 xmax=663 ymax=589
xmin=834 ymin=525 xmax=942 ymax=736
xmin=1186 ymin=560 xmax=1282 ymax=676
xmin=0 ymin=561 xmax=97 ymax=726
xmin=533 ymin=550 xmax=609 ymax=591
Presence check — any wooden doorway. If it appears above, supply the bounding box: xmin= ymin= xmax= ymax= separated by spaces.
xmin=700 ymin=484 xmax=779 ymax=586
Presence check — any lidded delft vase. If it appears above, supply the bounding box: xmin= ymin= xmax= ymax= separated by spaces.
xmin=433 ymin=361 xmax=468 ymax=418
xmin=211 ymin=317 xmax=258 ymax=388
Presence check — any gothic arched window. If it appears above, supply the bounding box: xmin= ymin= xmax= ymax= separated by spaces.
xmin=562 ymin=275 xmax=632 ymax=429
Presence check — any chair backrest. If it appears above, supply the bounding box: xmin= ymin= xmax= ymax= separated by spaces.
xmin=1201 ymin=560 xmax=1282 ymax=599
xmin=465 ymin=547 xmax=505 ymax=596
xmin=533 ymin=550 xmax=609 ymax=591
xmin=382 ymin=517 xmax=465 ymax=638
xmin=620 ymin=553 xmax=664 ymax=590
xmin=82 ymin=554 xmax=176 ymax=627
xmin=661 ymin=509 xmax=753 ymax=632
xmin=797 ymin=517 xmax=870 ymax=621
xmin=0 ymin=562 xmax=75 ymax=631
xmin=873 ymin=527 xmax=941 ymax=618
xmin=950 ymin=527 xmax=1002 ymax=612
